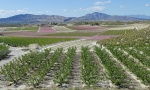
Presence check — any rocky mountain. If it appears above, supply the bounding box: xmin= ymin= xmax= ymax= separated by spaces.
xmin=69 ymin=12 xmax=141 ymax=22
xmin=0 ymin=12 xmax=145 ymax=24
xmin=0 ymin=14 xmax=67 ymax=23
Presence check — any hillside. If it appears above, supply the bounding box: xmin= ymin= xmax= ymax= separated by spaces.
xmin=0 ymin=12 xmax=144 ymax=24
xmin=69 ymin=12 xmax=141 ymax=22
xmin=98 ymin=27 xmax=150 ymax=46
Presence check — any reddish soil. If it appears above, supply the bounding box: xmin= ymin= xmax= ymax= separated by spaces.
xmin=73 ymin=25 xmax=106 ymax=31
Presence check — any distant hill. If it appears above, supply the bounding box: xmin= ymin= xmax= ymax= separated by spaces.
xmin=129 ymin=15 xmax=150 ymax=20
xmin=0 ymin=12 xmax=145 ymax=24
xmin=0 ymin=14 xmax=67 ymax=24
xmin=70 ymin=12 xmax=141 ymax=22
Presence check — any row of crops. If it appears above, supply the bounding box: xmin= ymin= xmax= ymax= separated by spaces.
xmin=0 ymin=45 xmax=149 ymax=89
xmin=0 ymin=44 xmax=10 ymax=60
xmin=101 ymin=29 xmax=135 ymax=35
xmin=0 ymin=37 xmax=76 ymax=47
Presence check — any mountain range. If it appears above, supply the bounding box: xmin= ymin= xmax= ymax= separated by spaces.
xmin=128 ymin=15 xmax=150 ymax=20
xmin=0 ymin=12 xmax=149 ymax=24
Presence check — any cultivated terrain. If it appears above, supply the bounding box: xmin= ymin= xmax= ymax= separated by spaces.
xmin=0 ymin=21 xmax=149 ymax=90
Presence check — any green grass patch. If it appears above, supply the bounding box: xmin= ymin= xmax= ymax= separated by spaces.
xmin=0 ymin=44 xmax=9 ymax=50
xmin=22 ymin=27 xmax=39 ymax=31
xmin=45 ymin=32 xmax=100 ymax=36
xmin=0 ymin=37 xmax=76 ymax=47
xmin=5 ymin=27 xmax=39 ymax=31
xmin=101 ymin=29 xmax=135 ymax=35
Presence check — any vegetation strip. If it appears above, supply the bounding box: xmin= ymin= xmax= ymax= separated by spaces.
xmin=101 ymin=30 xmax=135 ymax=35
xmin=27 ymin=48 xmax=63 ymax=87
xmin=53 ymin=47 xmax=76 ymax=86
xmin=0 ymin=45 xmax=10 ymax=60
xmin=95 ymin=46 xmax=128 ymax=87
xmin=81 ymin=46 xmax=99 ymax=86
xmin=0 ymin=37 xmax=76 ymax=47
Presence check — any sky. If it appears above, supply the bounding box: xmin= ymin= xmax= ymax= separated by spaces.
xmin=0 ymin=0 xmax=150 ymax=18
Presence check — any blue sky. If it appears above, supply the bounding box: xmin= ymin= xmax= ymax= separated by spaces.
xmin=0 ymin=0 xmax=150 ymax=18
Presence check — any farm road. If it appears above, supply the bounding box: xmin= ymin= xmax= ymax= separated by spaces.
xmin=42 ymin=39 xmax=97 ymax=52
xmin=0 ymin=47 xmax=28 ymax=67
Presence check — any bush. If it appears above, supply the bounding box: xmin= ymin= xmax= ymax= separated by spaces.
xmin=0 ymin=45 xmax=10 ymax=60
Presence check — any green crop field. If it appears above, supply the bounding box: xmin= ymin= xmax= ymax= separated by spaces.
xmin=5 ymin=27 xmax=39 ymax=31
xmin=101 ymin=29 xmax=135 ymax=35
xmin=0 ymin=37 xmax=76 ymax=47
xmin=22 ymin=27 xmax=39 ymax=31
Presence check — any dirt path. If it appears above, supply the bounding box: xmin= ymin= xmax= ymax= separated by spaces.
xmin=92 ymin=52 xmax=115 ymax=88
xmin=68 ymin=53 xmax=82 ymax=87
xmin=42 ymin=39 xmax=97 ymax=52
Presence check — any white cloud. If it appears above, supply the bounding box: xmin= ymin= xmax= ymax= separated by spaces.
xmin=16 ymin=9 xmax=28 ymax=13
xmin=145 ymin=4 xmax=150 ymax=7
xmin=73 ymin=6 xmax=105 ymax=12
xmin=95 ymin=0 xmax=111 ymax=5
xmin=0 ymin=9 xmax=28 ymax=15
xmin=87 ymin=6 xmax=106 ymax=11
xmin=0 ymin=10 xmax=6 ymax=14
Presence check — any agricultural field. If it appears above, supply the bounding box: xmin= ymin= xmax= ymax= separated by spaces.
xmin=5 ymin=26 xmax=39 ymax=31
xmin=0 ymin=23 xmax=149 ymax=90
xmin=101 ymin=29 xmax=135 ymax=35
xmin=0 ymin=37 xmax=76 ymax=47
